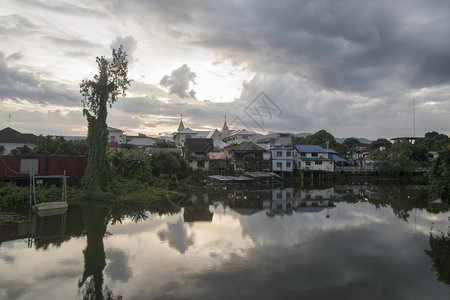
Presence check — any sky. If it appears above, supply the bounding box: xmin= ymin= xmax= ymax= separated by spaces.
xmin=1 ymin=0 xmax=449 ymax=140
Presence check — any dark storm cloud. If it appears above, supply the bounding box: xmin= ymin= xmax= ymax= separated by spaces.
xmin=116 ymin=0 xmax=450 ymax=94
xmin=160 ymin=64 xmax=197 ymax=99
xmin=0 ymin=51 xmax=79 ymax=106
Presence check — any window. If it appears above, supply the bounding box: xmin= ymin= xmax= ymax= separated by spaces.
xmin=243 ymin=136 xmax=248 ymax=139
xmin=277 ymin=151 xmax=282 ymax=157
xmin=306 ymin=161 xmax=311 ymax=166
xmin=110 ymin=135 xmax=115 ymax=141
xmin=276 ymin=162 xmax=282 ymax=168
xmin=315 ymin=161 xmax=322 ymax=165
xmin=312 ymin=153 xmax=318 ymax=157
xmin=287 ymin=152 xmax=291 ymax=157
xmin=197 ymin=160 xmax=205 ymax=168
xmin=300 ymin=153 xmax=306 ymax=157
xmin=286 ymin=162 xmax=291 ymax=168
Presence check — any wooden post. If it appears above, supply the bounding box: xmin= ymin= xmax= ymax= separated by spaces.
xmin=29 ymin=168 xmax=32 ymax=208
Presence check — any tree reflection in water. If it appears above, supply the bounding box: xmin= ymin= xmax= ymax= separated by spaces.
xmin=78 ymin=202 xmax=117 ymax=300
xmin=77 ymin=199 xmax=181 ymax=299
xmin=425 ymin=228 xmax=450 ymax=286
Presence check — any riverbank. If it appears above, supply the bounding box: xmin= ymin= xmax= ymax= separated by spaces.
xmin=0 ymin=177 xmax=184 ymax=223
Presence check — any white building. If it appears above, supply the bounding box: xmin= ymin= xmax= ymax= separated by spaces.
xmin=294 ymin=145 xmax=337 ymax=172
xmin=107 ymin=127 xmax=126 ymax=144
xmin=263 ymin=188 xmax=294 ymax=216
xmin=0 ymin=127 xmax=38 ymax=154
xmin=172 ymin=116 xmax=231 ymax=149
xmin=222 ymin=129 xmax=255 ymax=145
xmin=270 ymin=145 xmax=294 ymax=172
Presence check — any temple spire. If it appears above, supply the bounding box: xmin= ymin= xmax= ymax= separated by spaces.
xmin=177 ymin=113 xmax=185 ymax=132
xmin=222 ymin=115 xmax=229 ymax=134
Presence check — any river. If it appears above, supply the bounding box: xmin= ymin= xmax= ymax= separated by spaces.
xmin=1 ymin=181 xmax=449 ymax=299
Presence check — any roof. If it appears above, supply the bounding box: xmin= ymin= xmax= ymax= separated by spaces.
xmin=332 ymin=155 xmax=347 ymax=162
xmin=128 ymin=137 xmax=157 ymax=146
xmin=213 ymin=139 xmax=229 ymax=149
xmin=184 ymin=138 xmax=214 ymax=153
xmin=196 ymin=131 xmax=210 ymax=138
xmin=231 ymin=142 xmax=267 ymax=152
xmin=0 ymin=127 xmax=38 ymax=143
xmin=177 ymin=119 xmax=185 ymax=131
xmin=176 ymin=128 xmax=198 ymax=134
xmin=295 ymin=145 xmax=337 ymax=154
xmin=225 ymin=129 xmax=254 ymax=137
xmin=207 ymin=129 xmax=221 ymax=139
xmin=107 ymin=126 xmax=123 ymax=132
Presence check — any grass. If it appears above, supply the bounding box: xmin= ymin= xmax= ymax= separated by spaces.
xmin=0 ymin=177 xmax=183 ymax=212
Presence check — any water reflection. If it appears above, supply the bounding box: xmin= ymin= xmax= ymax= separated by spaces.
xmin=1 ymin=183 xmax=450 ymax=299
xmin=78 ymin=203 xmax=112 ymax=300
xmin=425 ymin=229 xmax=450 ymax=286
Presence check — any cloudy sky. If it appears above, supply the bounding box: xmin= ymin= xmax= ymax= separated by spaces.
xmin=1 ymin=0 xmax=449 ymax=139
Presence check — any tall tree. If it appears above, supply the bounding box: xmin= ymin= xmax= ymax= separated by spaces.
xmin=80 ymin=46 xmax=131 ymax=196
xmin=343 ymin=137 xmax=362 ymax=149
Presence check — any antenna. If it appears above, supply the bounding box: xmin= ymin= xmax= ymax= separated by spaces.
xmin=413 ymin=99 xmax=416 ymax=137
xmin=8 ymin=113 xmax=11 ymax=127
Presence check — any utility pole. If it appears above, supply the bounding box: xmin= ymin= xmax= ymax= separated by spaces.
xmin=412 ymin=99 xmax=416 ymax=137
xmin=8 ymin=113 xmax=11 ymax=127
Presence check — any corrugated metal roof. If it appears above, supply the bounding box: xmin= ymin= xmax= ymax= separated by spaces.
xmin=294 ymin=145 xmax=337 ymax=154
xmin=231 ymin=142 xmax=267 ymax=152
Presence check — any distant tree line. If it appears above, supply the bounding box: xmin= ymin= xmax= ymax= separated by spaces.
xmin=32 ymin=135 xmax=88 ymax=155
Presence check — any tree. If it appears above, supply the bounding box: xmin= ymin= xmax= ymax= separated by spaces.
xmin=428 ymin=146 xmax=450 ymax=202
xmin=153 ymin=139 xmax=177 ymax=148
xmin=425 ymin=229 xmax=450 ymax=285
xmin=32 ymin=135 xmax=88 ymax=155
xmin=418 ymin=131 xmax=450 ymax=150
xmin=80 ymin=46 xmax=131 ymax=196
xmin=292 ymin=130 xmax=336 ymax=148
xmin=151 ymin=152 xmax=188 ymax=179
xmin=0 ymin=145 xmax=5 ymax=155
xmin=305 ymin=129 xmax=337 ymax=148
xmin=343 ymin=137 xmax=362 ymax=149
xmin=9 ymin=148 xmax=20 ymax=156
xmin=370 ymin=138 xmax=391 ymax=151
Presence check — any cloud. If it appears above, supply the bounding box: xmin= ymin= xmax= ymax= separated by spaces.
xmin=160 ymin=64 xmax=197 ymax=99
xmin=105 ymin=249 xmax=133 ymax=282
xmin=0 ymin=51 xmax=80 ymax=106
xmin=110 ymin=35 xmax=138 ymax=62
xmin=1 ymin=0 xmax=450 ymax=138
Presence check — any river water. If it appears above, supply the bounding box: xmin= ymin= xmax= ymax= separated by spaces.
xmin=1 ymin=181 xmax=449 ymax=299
